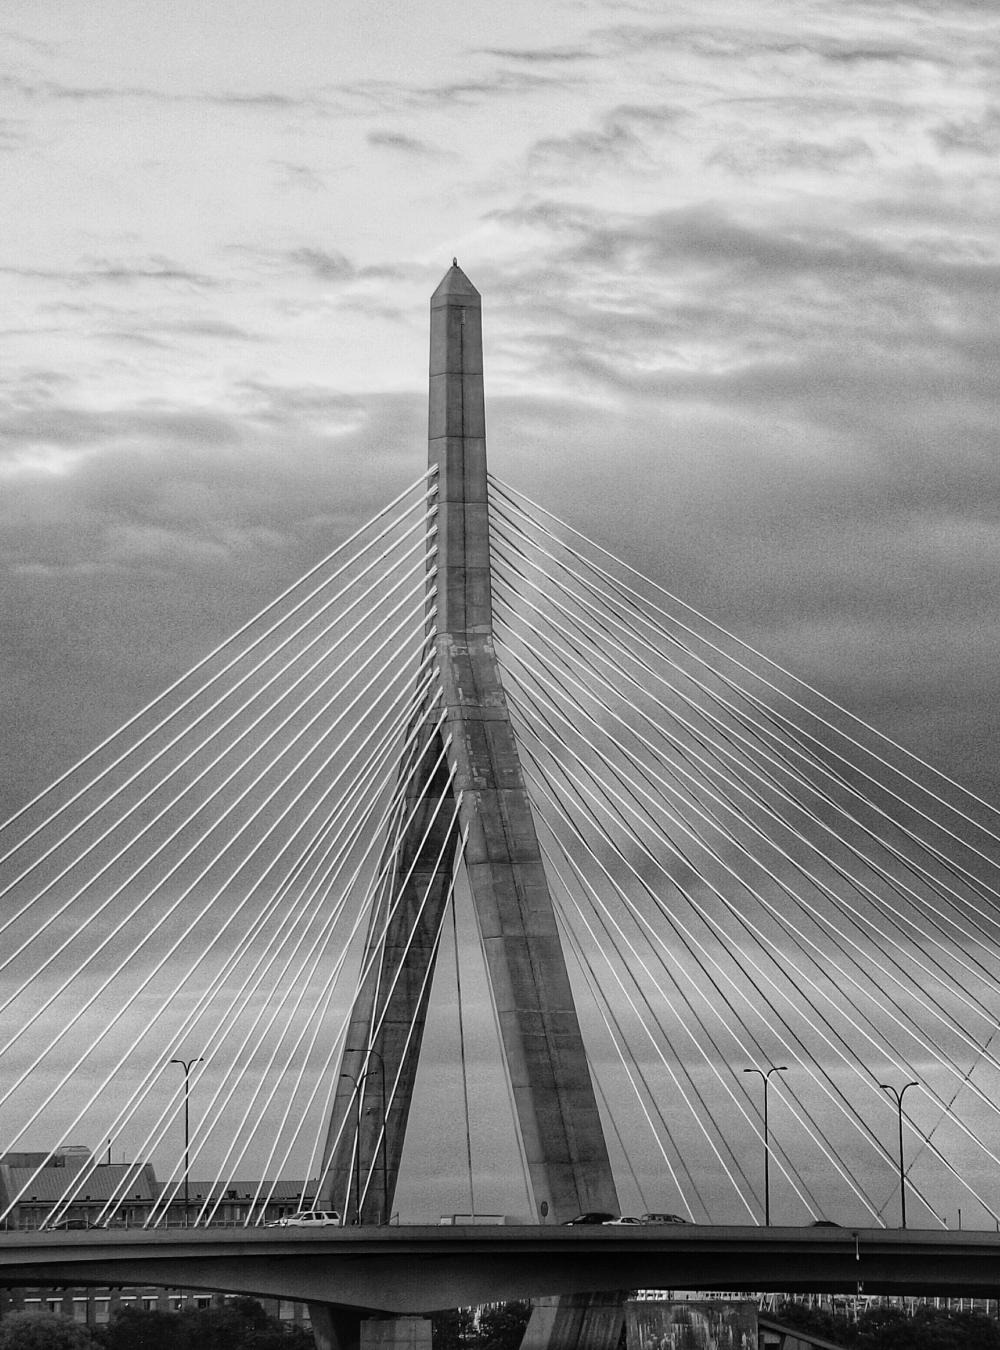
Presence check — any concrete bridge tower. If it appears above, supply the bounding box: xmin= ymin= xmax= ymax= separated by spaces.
xmin=319 ymin=263 xmax=618 ymax=1234
xmin=311 ymin=270 xmax=623 ymax=1350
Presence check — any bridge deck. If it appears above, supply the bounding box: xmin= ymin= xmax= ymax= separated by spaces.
xmin=2 ymin=1226 xmax=999 ymax=1312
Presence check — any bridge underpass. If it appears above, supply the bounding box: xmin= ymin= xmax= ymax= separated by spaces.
xmin=2 ymin=266 xmax=1000 ymax=1349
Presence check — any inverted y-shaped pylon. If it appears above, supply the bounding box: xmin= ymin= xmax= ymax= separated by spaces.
xmin=318 ymin=265 xmax=619 ymax=1226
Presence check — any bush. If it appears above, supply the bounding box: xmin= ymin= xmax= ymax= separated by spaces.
xmin=0 ymin=1312 xmax=95 ymax=1350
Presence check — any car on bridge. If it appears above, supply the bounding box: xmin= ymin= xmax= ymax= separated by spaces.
xmin=603 ymin=1216 xmax=643 ymax=1225
xmin=638 ymin=1212 xmax=688 ymax=1225
xmin=269 ymin=1210 xmax=341 ymax=1228
xmin=562 ymin=1211 xmax=616 ymax=1225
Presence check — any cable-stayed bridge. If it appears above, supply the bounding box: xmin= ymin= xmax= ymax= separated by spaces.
xmin=2 ymin=265 xmax=1000 ymax=1344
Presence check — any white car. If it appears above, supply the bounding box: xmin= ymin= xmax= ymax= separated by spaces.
xmin=278 ymin=1210 xmax=341 ymax=1228
xmin=603 ymin=1216 xmax=643 ymax=1225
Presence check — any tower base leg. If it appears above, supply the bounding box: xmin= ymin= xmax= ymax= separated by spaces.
xmin=519 ymin=1293 xmax=625 ymax=1350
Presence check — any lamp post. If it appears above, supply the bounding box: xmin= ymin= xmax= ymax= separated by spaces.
xmin=170 ymin=1057 xmax=202 ymax=1226
xmin=744 ymin=1065 xmax=787 ymax=1226
xmin=341 ymin=1052 xmax=389 ymax=1225
xmin=880 ymin=1080 xmax=918 ymax=1228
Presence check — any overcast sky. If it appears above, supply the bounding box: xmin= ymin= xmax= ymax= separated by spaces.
xmin=4 ymin=0 xmax=998 ymax=817
xmin=3 ymin=0 xmax=999 ymax=1221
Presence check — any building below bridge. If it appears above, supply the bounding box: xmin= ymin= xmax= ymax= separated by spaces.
xmin=0 ymin=1147 xmax=317 ymax=1330
xmin=0 ymin=1283 xmax=312 ymax=1331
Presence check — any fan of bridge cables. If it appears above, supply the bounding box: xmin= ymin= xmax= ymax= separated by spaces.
xmin=1 ymin=464 xmax=999 ymax=1233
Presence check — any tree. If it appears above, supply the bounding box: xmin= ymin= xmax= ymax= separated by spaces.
xmin=97 ymin=1299 xmax=311 ymax=1350
xmin=99 ymin=1308 xmax=181 ymax=1350
xmin=775 ymin=1300 xmax=850 ymax=1344
xmin=478 ymin=1302 xmax=530 ymax=1350
xmin=430 ymin=1308 xmax=476 ymax=1350
xmin=0 ymin=1313 xmax=94 ymax=1350
xmin=855 ymin=1305 xmax=1000 ymax=1350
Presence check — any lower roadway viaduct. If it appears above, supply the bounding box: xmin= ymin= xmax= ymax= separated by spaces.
xmin=2 ymin=1226 xmax=1000 ymax=1313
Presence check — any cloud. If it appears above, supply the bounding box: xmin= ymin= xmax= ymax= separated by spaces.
xmin=474 ymin=45 xmax=594 ymax=64
xmin=336 ymin=63 xmax=580 ymax=116
xmin=460 ymin=193 xmax=1000 ymax=801
xmin=598 ymin=22 xmax=946 ymax=69
xmin=286 ymin=248 xmax=356 ymax=282
xmin=271 ymin=160 xmax=326 ymax=191
xmin=528 ymin=104 xmax=684 ymax=179
xmin=0 ymin=256 xmax=218 ymax=289
xmin=366 ymin=130 xmax=444 ymax=157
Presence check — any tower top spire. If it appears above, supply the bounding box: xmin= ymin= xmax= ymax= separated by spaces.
xmin=431 ymin=259 xmax=480 ymax=302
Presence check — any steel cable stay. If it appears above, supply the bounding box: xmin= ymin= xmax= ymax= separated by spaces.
xmin=519 ymin=742 xmax=990 ymax=1233
xmin=449 ymin=853 xmax=475 ymax=1223
xmin=295 ymin=743 xmax=461 ymax=1196
xmin=0 ymin=538 xmax=438 ymax=996
xmin=312 ymin=789 xmax=464 ymax=1217
xmin=490 ymin=520 xmax=1000 ymax=956
xmin=705 ymin=698 xmax=1000 ymax=958
xmin=516 ymin=716 xmax=839 ymax=1224
xmin=193 ymin=724 xmax=458 ymax=1226
xmin=150 ymin=699 xmax=451 ymax=1227
xmin=0 ymin=561 xmax=436 ymax=1061
xmin=488 ymin=544 xmax=1000 ymax=1054
xmin=489 ymin=475 xmax=1000 ymax=835
xmin=219 ymin=694 xmax=448 ymax=1224
xmin=513 ymin=707 xmax=915 ymax=1225
xmin=5 ymin=652 xmax=442 ymax=1227
xmin=0 ymin=579 xmax=435 ymax=1109
xmin=0 ymin=474 xmax=437 ymax=879
xmin=0 ymin=605 xmax=435 ymax=1219
xmin=76 ymin=672 xmax=443 ymax=1229
xmin=528 ymin=717 xmax=847 ymax=1219
xmin=500 ymin=650 xmax=1000 ymax=1212
xmin=529 ymin=762 xmax=801 ymax=1220
xmin=490 ymin=576 xmax=1000 ymax=1068
xmin=346 ymin=683 xmax=448 ymax=1190
xmin=497 ymin=665 xmax=921 ymax=1214
xmin=552 ymin=903 xmax=658 ymax=1217
xmin=493 ymin=537 xmax=998 ymax=982
xmin=489 ymin=497 xmax=1000 ymax=918
xmin=152 ymin=698 xmax=452 ymax=1221
xmin=352 ymin=823 xmax=469 ymax=1224
xmin=130 ymin=669 xmax=442 ymax=1220
xmin=296 ymin=734 xmax=461 ymax=1199
xmin=493 ymin=553 xmax=1000 ymax=1177
xmin=539 ymin=837 xmax=720 ymax=1220
xmin=517 ymin=718 xmax=765 ymax=1212
xmin=463 ymin=859 xmax=536 ymax=1224
xmin=53 ymin=664 xmax=442 ymax=1227
xmin=510 ymin=687 xmax=886 ymax=1224
xmin=246 ymin=687 xmax=447 ymax=1223
xmin=493 ymin=518 xmax=1000 ymax=943
xmin=488 ymin=502 xmax=998 ymax=945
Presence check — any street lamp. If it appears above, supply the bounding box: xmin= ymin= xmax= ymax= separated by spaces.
xmin=744 ymin=1065 xmax=788 ymax=1226
xmin=170 ymin=1057 xmax=203 ymax=1226
xmin=340 ymin=1051 xmax=389 ymax=1225
xmin=880 ymin=1080 xmax=918 ymax=1228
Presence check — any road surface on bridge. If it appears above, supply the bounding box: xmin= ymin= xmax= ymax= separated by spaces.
xmin=2 ymin=1225 xmax=1000 ymax=1312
